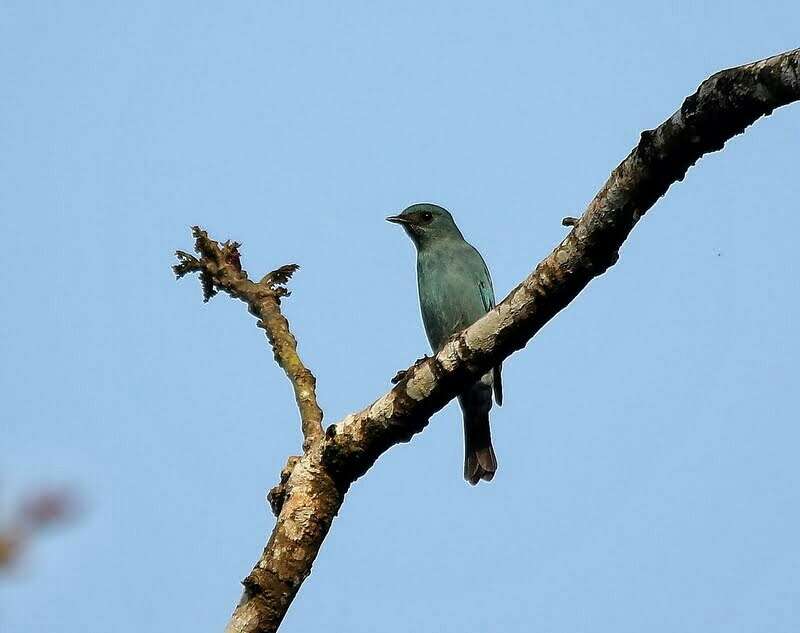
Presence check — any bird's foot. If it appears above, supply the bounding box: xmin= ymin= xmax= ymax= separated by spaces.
xmin=391 ymin=354 xmax=431 ymax=384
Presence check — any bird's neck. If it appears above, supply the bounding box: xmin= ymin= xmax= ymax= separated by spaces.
xmin=415 ymin=232 xmax=465 ymax=253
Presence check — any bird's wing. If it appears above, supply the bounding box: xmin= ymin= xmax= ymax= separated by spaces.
xmin=478 ymin=275 xmax=494 ymax=311
xmin=473 ymin=249 xmax=495 ymax=311
xmin=472 ymin=248 xmax=503 ymax=406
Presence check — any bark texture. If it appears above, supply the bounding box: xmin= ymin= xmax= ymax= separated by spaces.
xmin=173 ymin=49 xmax=799 ymax=633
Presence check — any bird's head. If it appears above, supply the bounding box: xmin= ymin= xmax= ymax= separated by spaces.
xmin=386 ymin=203 xmax=463 ymax=246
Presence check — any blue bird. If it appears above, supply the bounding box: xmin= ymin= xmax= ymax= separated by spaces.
xmin=387 ymin=203 xmax=502 ymax=484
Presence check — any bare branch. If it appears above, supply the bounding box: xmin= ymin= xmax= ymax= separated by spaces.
xmin=174 ymin=227 xmax=324 ymax=448
xmin=173 ymin=49 xmax=799 ymax=633
xmin=227 ymin=445 xmax=342 ymax=633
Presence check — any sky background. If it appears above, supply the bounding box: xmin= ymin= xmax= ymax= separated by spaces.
xmin=2 ymin=2 xmax=799 ymax=632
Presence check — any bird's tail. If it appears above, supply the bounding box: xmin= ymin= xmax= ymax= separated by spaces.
xmin=460 ymin=386 xmax=497 ymax=485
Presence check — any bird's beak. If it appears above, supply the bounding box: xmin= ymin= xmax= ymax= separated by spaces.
xmin=386 ymin=215 xmax=413 ymax=225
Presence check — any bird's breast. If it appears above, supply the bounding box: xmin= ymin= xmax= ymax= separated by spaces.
xmin=416 ymin=249 xmax=490 ymax=352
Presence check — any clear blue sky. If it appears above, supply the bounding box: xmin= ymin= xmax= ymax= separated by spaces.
xmin=2 ymin=2 xmax=798 ymax=631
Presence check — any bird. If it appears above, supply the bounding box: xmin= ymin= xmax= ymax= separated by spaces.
xmin=387 ymin=203 xmax=502 ymax=484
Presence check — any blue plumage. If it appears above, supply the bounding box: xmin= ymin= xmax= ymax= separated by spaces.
xmin=388 ymin=203 xmax=502 ymax=484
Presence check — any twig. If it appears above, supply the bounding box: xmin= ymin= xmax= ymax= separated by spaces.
xmin=175 ymin=227 xmax=324 ymax=449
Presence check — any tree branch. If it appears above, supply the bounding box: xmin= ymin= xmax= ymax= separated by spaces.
xmin=174 ymin=227 xmax=324 ymax=449
xmin=173 ymin=48 xmax=799 ymax=633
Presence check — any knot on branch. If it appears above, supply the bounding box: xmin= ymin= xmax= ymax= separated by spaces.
xmin=267 ymin=455 xmax=301 ymax=516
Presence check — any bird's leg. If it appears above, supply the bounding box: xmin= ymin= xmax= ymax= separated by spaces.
xmin=391 ymin=354 xmax=431 ymax=384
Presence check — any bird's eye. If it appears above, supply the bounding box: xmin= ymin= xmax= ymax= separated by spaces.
xmin=420 ymin=211 xmax=433 ymax=222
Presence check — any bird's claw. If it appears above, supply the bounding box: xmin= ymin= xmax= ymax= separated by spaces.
xmin=391 ymin=355 xmax=431 ymax=384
